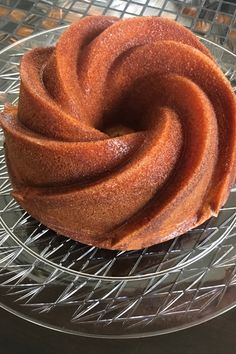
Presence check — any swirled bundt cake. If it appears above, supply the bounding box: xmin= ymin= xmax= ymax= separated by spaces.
xmin=1 ymin=16 xmax=236 ymax=250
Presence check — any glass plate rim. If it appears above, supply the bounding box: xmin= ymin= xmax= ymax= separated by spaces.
xmin=1 ymin=298 xmax=236 ymax=338
xmin=0 ymin=24 xmax=235 ymax=59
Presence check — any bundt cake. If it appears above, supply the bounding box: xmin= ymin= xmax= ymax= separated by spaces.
xmin=1 ymin=16 xmax=236 ymax=250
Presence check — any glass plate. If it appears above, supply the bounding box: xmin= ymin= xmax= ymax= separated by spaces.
xmin=0 ymin=26 xmax=236 ymax=338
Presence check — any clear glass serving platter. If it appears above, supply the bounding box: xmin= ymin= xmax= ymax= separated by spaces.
xmin=0 ymin=26 xmax=236 ymax=338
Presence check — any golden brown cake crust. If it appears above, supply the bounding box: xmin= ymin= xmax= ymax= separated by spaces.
xmin=1 ymin=16 xmax=236 ymax=250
